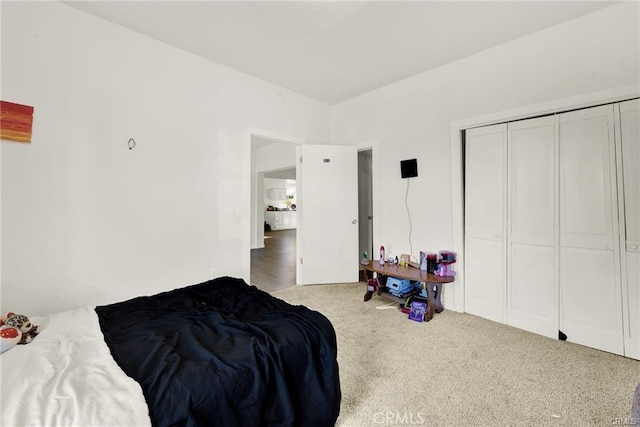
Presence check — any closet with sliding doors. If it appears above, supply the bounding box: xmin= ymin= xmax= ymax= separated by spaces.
xmin=464 ymin=99 xmax=639 ymax=359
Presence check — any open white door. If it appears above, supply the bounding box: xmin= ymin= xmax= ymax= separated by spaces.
xmin=296 ymin=144 xmax=359 ymax=285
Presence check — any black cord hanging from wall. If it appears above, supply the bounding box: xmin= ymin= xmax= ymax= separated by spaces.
xmin=401 ymin=159 xmax=418 ymax=262
xmin=405 ymin=177 xmax=414 ymax=262
xmin=128 ymin=138 xmax=136 ymax=150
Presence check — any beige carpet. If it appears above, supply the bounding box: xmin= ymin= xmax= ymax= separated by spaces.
xmin=273 ymin=282 xmax=639 ymax=426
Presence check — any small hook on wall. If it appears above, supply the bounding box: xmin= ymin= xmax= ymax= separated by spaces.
xmin=128 ymin=138 xmax=136 ymax=150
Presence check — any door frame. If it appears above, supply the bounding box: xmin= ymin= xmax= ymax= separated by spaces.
xmin=358 ymin=148 xmax=374 ymax=260
xmin=246 ymin=129 xmax=379 ymax=286
xmin=449 ymin=84 xmax=639 ymax=314
xmin=247 ymin=128 xmax=305 ymax=283
xmin=357 ymin=141 xmax=379 ymax=264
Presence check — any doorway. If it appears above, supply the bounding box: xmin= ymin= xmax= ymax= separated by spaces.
xmin=254 ymin=169 xmax=297 ymax=293
xmin=250 ymin=135 xmax=299 ymax=293
xmin=249 ymin=135 xmax=375 ymax=290
xmin=358 ymin=149 xmax=373 ymax=260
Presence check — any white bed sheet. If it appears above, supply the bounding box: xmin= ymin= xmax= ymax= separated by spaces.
xmin=0 ymin=306 xmax=151 ymax=427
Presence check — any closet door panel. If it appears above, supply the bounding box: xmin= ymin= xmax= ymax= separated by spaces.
xmin=559 ymin=105 xmax=623 ymax=356
xmin=466 ymin=238 xmax=505 ymax=323
xmin=620 ymin=100 xmax=640 ymax=244
xmin=465 ymin=124 xmax=507 ymax=323
xmin=560 ymin=112 xmax=615 ymax=250
xmin=626 ymin=251 xmax=640 ymax=359
xmin=509 ymin=243 xmax=556 ymax=336
xmin=561 ymin=247 xmax=623 ymax=354
xmin=510 ymin=123 xmax=556 ymax=238
xmin=507 ymin=117 xmax=558 ymax=338
xmin=619 ymin=99 xmax=640 ymax=359
xmin=465 ymin=131 xmax=506 ymax=234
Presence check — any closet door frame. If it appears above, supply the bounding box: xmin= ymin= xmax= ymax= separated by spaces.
xmin=451 ymin=87 xmax=639 ymax=315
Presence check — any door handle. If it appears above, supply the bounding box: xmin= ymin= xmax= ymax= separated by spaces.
xmin=352 ymin=219 xmax=358 ymax=224
xmin=496 ymin=234 xmax=502 ymax=240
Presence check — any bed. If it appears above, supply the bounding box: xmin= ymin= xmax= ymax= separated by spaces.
xmin=0 ymin=276 xmax=341 ymax=426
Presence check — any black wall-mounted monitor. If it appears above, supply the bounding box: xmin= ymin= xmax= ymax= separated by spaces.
xmin=400 ymin=158 xmax=418 ymax=178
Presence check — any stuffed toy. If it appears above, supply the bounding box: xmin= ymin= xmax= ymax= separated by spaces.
xmin=0 ymin=312 xmax=39 ymax=346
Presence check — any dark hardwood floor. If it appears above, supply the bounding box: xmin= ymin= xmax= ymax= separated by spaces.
xmin=250 ymin=229 xmax=296 ymax=293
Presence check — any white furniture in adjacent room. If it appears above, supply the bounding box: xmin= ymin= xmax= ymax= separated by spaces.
xmin=265 ymin=210 xmax=297 ymax=230
xmin=269 ymin=188 xmax=287 ymax=201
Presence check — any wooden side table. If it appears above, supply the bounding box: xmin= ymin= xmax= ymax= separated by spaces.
xmin=360 ymin=261 xmax=455 ymax=321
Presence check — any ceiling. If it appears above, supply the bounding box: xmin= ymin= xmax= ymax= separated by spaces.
xmin=64 ymin=1 xmax=619 ymax=105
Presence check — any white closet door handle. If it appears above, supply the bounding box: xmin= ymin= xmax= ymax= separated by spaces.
xmin=496 ymin=234 xmax=502 ymax=240
xmin=630 ymin=244 xmax=639 ymax=250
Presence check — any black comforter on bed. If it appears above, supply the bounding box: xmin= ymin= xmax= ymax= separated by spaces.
xmin=95 ymin=277 xmax=341 ymax=427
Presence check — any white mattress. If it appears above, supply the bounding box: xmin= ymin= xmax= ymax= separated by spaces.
xmin=0 ymin=306 xmax=151 ymax=426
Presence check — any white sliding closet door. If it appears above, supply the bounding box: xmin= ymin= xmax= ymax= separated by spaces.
xmin=507 ymin=116 xmax=558 ymax=339
xmin=559 ymin=105 xmax=624 ymax=355
xmin=618 ymin=99 xmax=640 ymax=360
xmin=465 ymin=124 xmax=507 ymax=323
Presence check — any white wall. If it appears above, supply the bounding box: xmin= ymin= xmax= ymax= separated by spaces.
xmin=331 ymin=2 xmax=640 ymax=311
xmin=1 ymin=2 xmax=331 ymax=316
xmin=255 ymin=142 xmax=298 ymax=173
